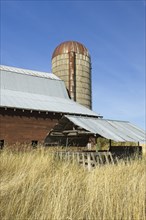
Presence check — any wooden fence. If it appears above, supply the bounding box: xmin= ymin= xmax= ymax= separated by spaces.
xmin=54 ymin=151 xmax=115 ymax=170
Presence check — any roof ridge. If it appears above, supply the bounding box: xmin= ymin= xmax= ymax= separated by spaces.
xmin=0 ymin=65 xmax=61 ymax=80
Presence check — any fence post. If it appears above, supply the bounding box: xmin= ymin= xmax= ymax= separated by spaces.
xmin=98 ymin=153 xmax=103 ymax=164
xmin=60 ymin=152 xmax=62 ymax=160
xmin=91 ymin=152 xmax=96 ymax=166
xmin=109 ymin=152 xmax=114 ymax=164
xmin=87 ymin=153 xmax=91 ymax=171
xmin=72 ymin=152 xmax=74 ymax=164
xmin=104 ymin=152 xmax=109 ymax=164
xmin=77 ymin=152 xmax=80 ymax=163
xmin=82 ymin=153 xmax=85 ymax=169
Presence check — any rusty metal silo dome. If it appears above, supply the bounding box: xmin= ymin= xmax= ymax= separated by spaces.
xmin=52 ymin=41 xmax=92 ymax=109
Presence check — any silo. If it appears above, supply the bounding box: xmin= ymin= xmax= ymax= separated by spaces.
xmin=52 ymin=41 xmax=92 ymax=109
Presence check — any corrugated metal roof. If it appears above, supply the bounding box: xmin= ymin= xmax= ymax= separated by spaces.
xmin=0 ymin=65 xmax=61 ymax=80
xmin=0 ymin=89 xmax=99 ymax=117
xmin=64 ymin=115 xmax=146 ymax=142
xmin=0 ymin=68 xmax=69 ymax=99
xmin=0 ymin=65 xmax=100 ymax=116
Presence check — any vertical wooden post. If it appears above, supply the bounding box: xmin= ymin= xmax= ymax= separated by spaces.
xmin=98 ymin=153 xmax=103 ymax=164
xmin=67 ymin=152 xmax=70 ymax=161
xmin=109 ymin=139 xmax=112 ymax=150
xmin=60 ymin=152 xmax=62 ymax=160
xmin=91 ymin=152 xmax=96 ymax=166
xmin=109 ymin=152 xmax=114 ymax=164
xmin=96 ymin=138 xmax=98 ymax=152
xmin=87 ymin=153 xmax=91 ymax=171
xmin=72 ymin=152 xmax=75 ymax=164
xmin=77 ymin=152 xmax=80 ymax=163
xmin=82 ymin=153 xmax=85 ymax=169
xmin=66 ymin=137 xmax=68 ymax=150
xmin=104 ymin=152 xmax=109 ymax=164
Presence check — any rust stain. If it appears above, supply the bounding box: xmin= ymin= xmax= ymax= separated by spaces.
xmin=69 ymin=52 xmax=76 ymax=101
xmin=52 ymin=41 xmax=90 ymax=59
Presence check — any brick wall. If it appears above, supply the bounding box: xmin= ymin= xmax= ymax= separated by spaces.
xmin=0 ymin=108 xmax=60 ymax=144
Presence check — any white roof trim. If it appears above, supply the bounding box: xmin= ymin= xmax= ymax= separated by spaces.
xmin=0 ymin=65 xmax=61 ymax=80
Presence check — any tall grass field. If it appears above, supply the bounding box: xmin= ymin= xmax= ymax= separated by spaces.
xmin=0 ymin=148 xmax=145 ymax=220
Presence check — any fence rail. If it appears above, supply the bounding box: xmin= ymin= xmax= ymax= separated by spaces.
xmin=54 ymin=151 xmax=115 ymax=170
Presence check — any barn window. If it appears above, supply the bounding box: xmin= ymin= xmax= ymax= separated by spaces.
xmin=0 ymin=140 xmax=4 ymax=149
xmin=31 ymin=140 xmax=38 ymax=148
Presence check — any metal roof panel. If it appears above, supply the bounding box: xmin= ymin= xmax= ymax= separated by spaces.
xmin=0 ymin=67 xmax=69 ymax=99
xmin=0 ymin=89 xmax=99 ymax=117
xmin=0 ymin=65 xmax=100 ymax=117
xmin=64 ymin=115 xmax=146 ymax=142
xmin=0 ymin=65 xmax=61 ymax=80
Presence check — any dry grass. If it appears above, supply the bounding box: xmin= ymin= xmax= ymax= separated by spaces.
xmin=0 ymin=148 xmax=145 ymax=220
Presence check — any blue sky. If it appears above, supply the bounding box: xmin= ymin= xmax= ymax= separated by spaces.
xmin=1 ymin=0 xmax=145 ymax=130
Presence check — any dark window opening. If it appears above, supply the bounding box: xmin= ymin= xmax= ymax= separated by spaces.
xmin=32 ymin=140 xmax=38 ymax=148
xmin=0 ymin=140 xmax=4 ymax=149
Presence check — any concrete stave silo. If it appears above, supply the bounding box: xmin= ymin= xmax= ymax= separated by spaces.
xmin=52 ymin=41 xmax=92 ymax=109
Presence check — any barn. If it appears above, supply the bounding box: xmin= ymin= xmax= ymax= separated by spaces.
xmin=0 ymin=65 xmax=99 ymax=147
xmin=0 ymin=65 xmax=145 ymax=149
